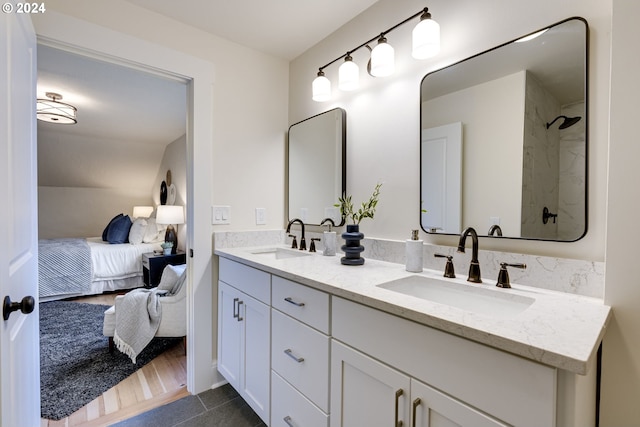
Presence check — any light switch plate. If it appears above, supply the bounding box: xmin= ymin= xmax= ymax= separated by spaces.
xmin=256 ymin=208 xmax=267 ymax=225
xmin=212 ymin=205 xmax=231 ymax=225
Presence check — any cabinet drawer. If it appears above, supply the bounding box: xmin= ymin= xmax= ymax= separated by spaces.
xmin=219 ymin=257 xmax=271 ymax=304
xmin=272 ymin=309 xmax=330 ymax=412
xmin=272 ymin=275 xmax=329 ymax=333
xmin=271 ymin=371 xmax=328 ymax=427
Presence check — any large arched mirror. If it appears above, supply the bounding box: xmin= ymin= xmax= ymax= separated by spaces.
xmin=287 ymin=108 xmax=346 ymax=225
xmin=420 ymin=17 xmax=588 ymax=241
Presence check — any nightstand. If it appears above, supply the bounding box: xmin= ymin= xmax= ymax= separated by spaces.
xmin=142 ymin=251 xmax=187 ymax=287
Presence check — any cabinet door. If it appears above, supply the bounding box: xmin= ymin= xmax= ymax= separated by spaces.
xmin=331 ymin=340 xmax=410 ymax=427
xmin=410 ymin=379 xmax=508 ymax=427
xmin=217 ymin=281 xmax=242 ymax=389
xmin=241 ymin=290 xmax=271 ymax=423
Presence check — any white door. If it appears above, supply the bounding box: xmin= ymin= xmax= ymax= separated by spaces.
xmin=217 ymin=281 xmax=242 ymax=389
xmin=240 ymin=293 xmax=270 ymax=423
xmin=0 ymin=9 xmax=40 ymax=427
xmin=421 ymin=122 xmax=463 ymax=234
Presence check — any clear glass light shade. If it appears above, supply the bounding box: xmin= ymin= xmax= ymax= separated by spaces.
xmin=312 ymin=73 xmax=331 ymax=102
xmin=412 ymin=18 xmax=440 ymax=59
xmin=338 ymin=58 xmax=359 ymax=91
xmin=370 ymin=39 xmax=395 ymax=77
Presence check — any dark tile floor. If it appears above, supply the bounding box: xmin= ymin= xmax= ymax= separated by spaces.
xmin=112 ymin=384 xmax=266 ymax=427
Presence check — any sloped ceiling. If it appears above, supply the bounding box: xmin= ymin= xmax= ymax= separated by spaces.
xmin=37 ymin=44 xmax=187 ymax=191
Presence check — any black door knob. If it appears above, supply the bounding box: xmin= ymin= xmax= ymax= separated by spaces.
xmin=3 ymin=295 xmax=35 ymax=321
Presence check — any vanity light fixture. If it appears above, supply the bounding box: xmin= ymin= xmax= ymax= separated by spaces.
xmin=338 ymin=54 xmax=359 ymax=91
xmin=312 ymin=70 xmax=332 ymax=102
xmin=37 ymin=92 xmax=77 ymax=124
xmin=369 ymin=35 xmax=395 ymax=77
xmin=312 ymin=6 xmax=440 ymax=102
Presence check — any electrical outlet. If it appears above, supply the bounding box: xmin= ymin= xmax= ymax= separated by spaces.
xmin=256 ymin=208 xmax=267 ymax=225
xmin=212 ymin=205 xmax=230 ymax=225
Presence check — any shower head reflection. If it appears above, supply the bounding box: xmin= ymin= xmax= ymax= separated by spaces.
xmin=546 ymin=115 xmax=581 ymax=130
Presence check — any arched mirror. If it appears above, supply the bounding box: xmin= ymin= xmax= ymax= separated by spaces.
xmin=420 ymin=17 xmax=588 ymax=241
xmin=287 ymin=108 xmax=346 ymax=225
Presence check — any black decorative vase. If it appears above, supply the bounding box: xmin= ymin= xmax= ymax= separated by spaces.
xmin=341 ymin=224 xmax=365 ymax=266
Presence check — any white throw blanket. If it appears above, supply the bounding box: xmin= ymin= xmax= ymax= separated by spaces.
xmin=113 ymin=288 xmax=164 ymax=363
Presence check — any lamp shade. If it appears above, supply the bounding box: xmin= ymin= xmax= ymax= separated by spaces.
xmin=412 ymin=16 xmax=440 ymax=59
xmin=37 ymin=92 xmax=77 ymax=124
xmin=132 ymin=206 xmax=154 ymax=218
xmin=338 ymin=56 xmax=359 ymax=91
xmin=370 ymin=36 xmax=395 ymax=77
xmin=156 ymin=205 xmax=184 ymax=225
xmin=312 ymin=71 xmax=331 ymax=102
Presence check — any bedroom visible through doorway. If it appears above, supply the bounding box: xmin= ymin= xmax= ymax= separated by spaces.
xmin=36 ymin=42 xmax=189 ymax=423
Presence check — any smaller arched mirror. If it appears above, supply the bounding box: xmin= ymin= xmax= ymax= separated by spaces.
xmin=420 ymin=17 xmax=588 ymax=241
xmin=287 ymin=108 xmax=346 ymax=225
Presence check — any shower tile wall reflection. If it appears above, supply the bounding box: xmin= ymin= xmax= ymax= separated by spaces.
xmin=521 ymin=71 xmax=585 ymax=240
xmin=558 ymin=101 xmax=586 ymax=240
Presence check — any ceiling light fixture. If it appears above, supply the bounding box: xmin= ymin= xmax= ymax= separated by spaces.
xmin=312 ymin=7 xmax=440 ymax=102
xmin=37 ymin=92 xmax=77 ymax=124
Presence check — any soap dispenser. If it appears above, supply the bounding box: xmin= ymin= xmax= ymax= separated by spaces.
xmin=406 ymin=229 xmax=424 ymax=272
xmin=321 ymin=218 xmax=336 ymax=256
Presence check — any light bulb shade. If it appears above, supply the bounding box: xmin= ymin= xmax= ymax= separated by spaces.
xmin=132 ymin=206 xmax=154 ymax=218
xmin=370 ymin=38 xmax=395 ymax=77
xmin=312 ymin=72 xmax=331 ymax=102
xmin=412 ymin=17 xmax=440 ymax=59
xmin=338 ymin=57 xmax=359 ymax=91
xmin=37 ymin=92 xmax=77 ymax=124
xmin=156 ymin=205 xmax=185 ymax=225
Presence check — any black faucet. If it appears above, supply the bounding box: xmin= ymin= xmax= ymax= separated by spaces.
xmin=286 ymin=218 xmax=306 ymax=250
xmin=457 ymin=227 xmax=481 ymax=283
xmin=488 ymin=224 xmax=502 ymax=237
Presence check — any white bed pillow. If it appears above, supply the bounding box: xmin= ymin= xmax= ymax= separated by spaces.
xmin=143 ymin=217 xmax=160 ymax=243
xmin=157 ymin=264 xmax=187 ymax=294
xmin=128 ymin=218 xmax=148 ymax=245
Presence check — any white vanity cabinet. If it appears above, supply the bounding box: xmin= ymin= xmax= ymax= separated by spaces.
xmin=270 ymin=276 xmax=330 ymax=427
xmin=331 ymin=340 xmax=507 ymax=427
xmin=331 ymin=297 xmax=557 ymax=427
xmin=218 ymin=258 xmax=271 ymax=423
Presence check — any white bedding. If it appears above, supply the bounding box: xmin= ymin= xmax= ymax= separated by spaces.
xmin=39 ymin=237 xmax=163 ymax=301
xmin=85 ymin=237 xmax=162 ymax=280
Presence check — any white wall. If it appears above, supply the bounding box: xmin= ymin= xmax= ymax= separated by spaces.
xmin=289 ymin=0 xmax=610 ymax=263
xmin=600 ymin=0 xmax=640 ymax=424
xmin=37 ymin=128 xmax=163 ymax=238
xmin=153 ymin=135 xmax=187 ymax=252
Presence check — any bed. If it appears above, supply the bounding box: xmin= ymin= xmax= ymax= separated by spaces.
xmin=39 ymin=237 xmax=163 ymax=301
xmin=38 ymin=213 xmax=169 ymax=301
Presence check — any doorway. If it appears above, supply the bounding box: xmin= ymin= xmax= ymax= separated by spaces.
xmin=36 ymin=43 xmax=189 ymax=422
xmin=31 ymin=13 xmax=219 ymax=421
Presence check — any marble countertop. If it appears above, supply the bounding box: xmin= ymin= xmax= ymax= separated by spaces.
xmin=215 ymin=245 xmax=611 ymax=375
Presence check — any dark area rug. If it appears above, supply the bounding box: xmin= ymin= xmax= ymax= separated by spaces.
xmin=40 ymin=300 xmax=181 ymax=420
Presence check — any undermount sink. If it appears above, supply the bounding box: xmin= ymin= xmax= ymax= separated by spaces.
xmin=377 ymin=275 xmax=535 ymax=318
xmin=249 ymin=247 xmax=311 ymax=260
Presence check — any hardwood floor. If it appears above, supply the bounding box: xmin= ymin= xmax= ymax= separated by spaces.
xmin=40 ymin=293 xmax=189 ymax=427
